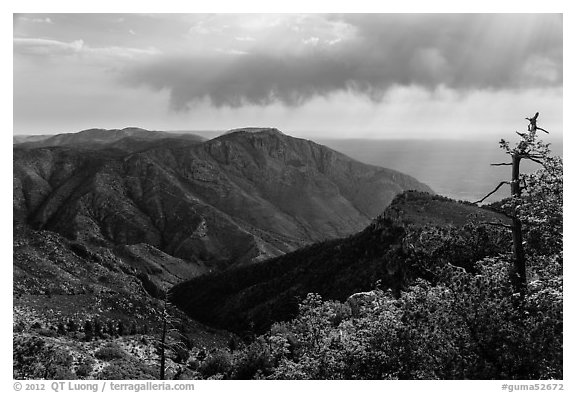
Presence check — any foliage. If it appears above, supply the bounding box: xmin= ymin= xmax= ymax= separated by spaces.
xmin=198 ymin=349 xmax=233 ymax=378
xmin=402 ymin=222 xmax=511 ymax=277
xmin=517 ymin=156 xmax=563 ymax=256
xmin=75 ymin=357 xmax=95 ymax=378
xmin=13 ymin=335 xmax=75 ymax=379
xmin=231 ymin=339 xmax=274 ymax=379
xmin=97 ymin=361 xmax=156 ymax=380
xmin=223 ymin=251 xmax=560 ymax=380
xmin=94 ymin=343 xmax=126 ymax=360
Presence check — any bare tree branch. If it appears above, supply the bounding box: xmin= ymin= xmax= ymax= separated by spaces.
xmin=536 ymin=126 xmax=549 ymax=134
xmin=497 ymin=210 xmax=515 ymax=220
xmin=484 ymin=221 xmax=513 ymax=230
xmin=524 ymin=156 xmax=544 ymax=166
xmin=474 ymin=181 xmax=510 ymax=204
xmin=519 ymin=153 xmax=546 ymax=159
xmin=491 ymin=162 xmax=512 ymax=166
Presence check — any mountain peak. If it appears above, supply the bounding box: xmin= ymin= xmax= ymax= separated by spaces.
xmin=121 ymin=127 xmax=150 ymax=133
xmin=224 ymin=127 xmax=284 ymax=136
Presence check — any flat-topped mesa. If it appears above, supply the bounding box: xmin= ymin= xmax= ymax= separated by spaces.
xmin=224 ymin=127 xmax=284 ymax=136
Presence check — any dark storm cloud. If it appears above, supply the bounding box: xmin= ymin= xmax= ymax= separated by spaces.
xmin=121 ymin=53 xmax=360 ymax=109
xmin=339 ymin=14 xmax=562 ymax=88
xmin=120 ymin=14 xmax=562 ymax=109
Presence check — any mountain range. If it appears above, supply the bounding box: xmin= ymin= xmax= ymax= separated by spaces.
xmin=13 ymin=127 xmax=206 ymax=149
xmin=14 ymin=127 xmax=432 ymax=298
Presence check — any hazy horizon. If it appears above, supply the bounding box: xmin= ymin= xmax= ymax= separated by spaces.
xmin=14 ymin=13 xmax=562 ymax=139
xmin=12 ymin=127 xmax=564 ymax=144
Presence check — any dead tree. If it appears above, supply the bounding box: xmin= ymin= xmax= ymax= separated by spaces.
xmin=475 ymin=112 xmax=551 ymax=294
xmin=157 ymin=296 xmax=189 ymax=380
xmin=159 ymin=297 xmax=168 ymax=380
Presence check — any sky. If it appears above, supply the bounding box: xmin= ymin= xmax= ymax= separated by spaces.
xmin=13 ymin=13 xmax=563 ymax=139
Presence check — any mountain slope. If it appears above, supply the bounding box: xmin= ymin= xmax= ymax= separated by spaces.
xmin=14 ymin=128 xmax=433 ymax=270
xmin=169 ymin=191 xmax=511 ymax=334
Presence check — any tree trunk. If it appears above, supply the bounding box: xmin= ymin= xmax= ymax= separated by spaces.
xmin=510 ymin=154 xmax=526 ymax=292
xmin=511 ymin=216 xmax=526 ymax=290
xmin=160 ymin=310 xmax=167 ymax=380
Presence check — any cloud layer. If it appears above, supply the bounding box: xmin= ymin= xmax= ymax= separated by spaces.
xmin=13 ymin=13 xmax=563 ymax=138
xmin=14 ymin=37 xmax=160 ymax=60
xmin=119 ymin=14 xmax=562 ymax=109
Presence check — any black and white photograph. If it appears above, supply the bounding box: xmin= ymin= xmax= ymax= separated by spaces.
xmin=11 ymin=10 xmax=564 ymax=387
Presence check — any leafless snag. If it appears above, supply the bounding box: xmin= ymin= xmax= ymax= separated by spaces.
xmin=526 ymin=112 xmax=549 ymax=134
xmin=476 ymin=112 xmax=551 ymax=295
xmin=157 ymin=296 xmax=188 ymax=380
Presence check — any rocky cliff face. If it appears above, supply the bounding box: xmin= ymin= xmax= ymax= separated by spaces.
xmin=14 ymin=128 xmax=433 ymax=272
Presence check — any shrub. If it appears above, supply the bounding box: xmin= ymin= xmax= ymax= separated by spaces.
xmin=37 ymin=328 xmax=57 ymax=337
xmin=13 ymin=335 xmax=75 ymax=379
xmin=232 ymin=340 xmax=273 ymax=379
xmin=199 ymin=350 xmax=233 ymax=378
xmin=75 ymin=357 xmax=95 ymax=378
xmin=94 ymin=344 xmax=125 ymax=361
xmin=97 ymin=362 xmax=156 ymax=379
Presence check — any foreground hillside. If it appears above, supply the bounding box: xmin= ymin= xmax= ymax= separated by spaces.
xmin=170 ymin=191 xmax=512 ymax=334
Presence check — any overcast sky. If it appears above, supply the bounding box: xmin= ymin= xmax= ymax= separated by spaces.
xmin=13 ymin=13 xmax=563 ymax=139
